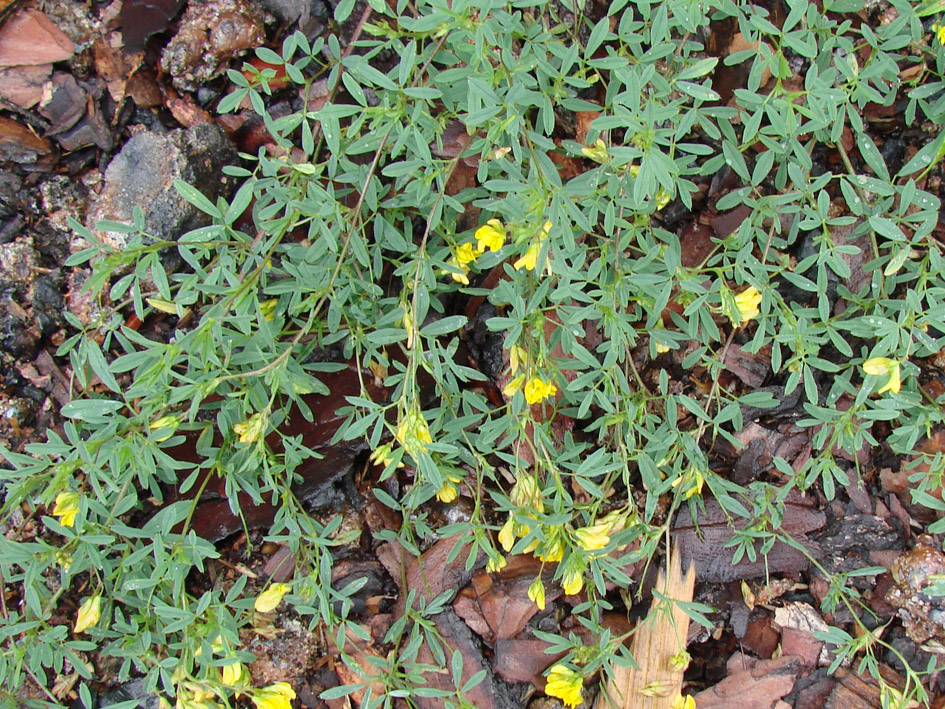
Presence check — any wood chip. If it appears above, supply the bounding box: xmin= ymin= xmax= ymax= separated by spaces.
xmin=0 ymin=9 xmax=73 ymax=67
xmin=595 ymin=546 xmax=695 ymax=709
xmin=0 ymin=115 xmax=50 ymax=162
xmin=674 ymin=490 xmax=824 ymax=582
xmin=695 ymin=653 xmax=803 ymax=708
xmin=0 ymin=63 xmax=50 ymax=107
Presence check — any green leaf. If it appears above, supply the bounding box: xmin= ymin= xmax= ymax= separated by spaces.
xmin=85 ymin=341 xmax=121 ymax=394
xmin=334 ymin=0 xmax=356 ymax=21
xmin=421 ymin=316 xmax=467 ymax=337
xmin=677 ymin=57 xmax=719 ymax=81
xmin=677 ymin=81 xmax=720 ymax=102
xmin=585 ymin=17 xmax=611 ymax=57
xmin=722 ymin=140 xmax=750 ymax=182
xmin=61 ymin=399 xmax=123 ymax=423
xmin=855 ymin=133 xmax=889 ymax=181
xmin=898 ymin=130 xmax=945 ymax=178
xmin=868 ymin=216 xmax=904 ymax=241
xmin=174 ymin=180 xmax=221 ymax=218
xmin=225 ymin=179 xmax=256 ymax=225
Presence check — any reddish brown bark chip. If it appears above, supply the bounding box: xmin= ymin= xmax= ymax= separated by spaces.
xmin=0 ymin=115 xmax=50 ymax=163
xmin=0 ymin=9 xmax=73 ymax=67
xmin=674 ymin=490 xmax=824 ymax=582
xmin=694 ymin=653 xmax=803 ymax=708
xmin=494 ymin=637 xmax=564 ymax=686
xmin=0 ymin=64 xmax=50 ymax=107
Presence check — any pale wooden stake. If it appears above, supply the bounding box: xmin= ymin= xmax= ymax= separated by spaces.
xmin=594 ymin=546 xmax=696 ymax=709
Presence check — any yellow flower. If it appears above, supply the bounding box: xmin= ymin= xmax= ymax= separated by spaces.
xmin=449 ymin=260 xmax=471 ymax=285
xmin=220 ymin=661 xmax=244 ymax=686
xmin=528 ymin=577 xmax=546 ymax=610
xmin=561 ymin=557 xmax=585 ymax=596
xmin=233 ymin=413 xmax=265 ymax=444
xmin=475 ymin=219 xmax=506 ymax=252
xmin=545 ymin=664 xmax=584 ymax=708
xmin=863 ymin=357 xmax=902 ymax=394
xmin=498 ymin=516 xmax=516 ymax=552
xmin=456 ymin=241 xmax=481 ymax=265
xmin=574 ymin=522 xmax=611 ymax=552
xmin=509 ymin=344 xmax=527 ymax=374
xmin=510 ymin=474 xmax=544 ymax=511
xmin=149 ymin=415 xmax=181 ymax=442
xmin=436 ymin=472 xmax=462 ymax=503
xmin=74 ymin=595 xmax=101 ymax=634
xmin=251 ymin=683 xmax=296 ymax=709
xmin=486 ymin=554 xmax=507 ymax=573
xmin=395 ymin=410 xmax=433 ymax=457
xmin=672 ymin=466 xmax=706 ymax=499
xmin=502 ymin=373 xmax=525 ymax=398
xmin=514 ymin=222 xmax=552 ymax=273
xmin=254 ymin=582 xmax=291 ymax=613
xmin=259 ymin=299 xmax=278 ymax=321
xmin=537 ymin=530 xmax=565 ymax=563
xmin=581 ymin=138 xmax=609 ymax=162
xmin=734 ymin=286 xmax=762 ymax=324
xmin=669 ymin=650 xmax=692 ymax=672
xmin=369 ymin=443 xmax=403 ymax=469
xmin=935 ymin=23 xmax=945 ymax=45
xmin=436 ymin=481 xmax=458 ymax=503
xmin=523 ymin=376 xmax=557 ymax=405
xmin=176 ymin=688 xmax=220 ymax=709
xmin=596 ymin=508 xmax=628 ymax=536
xmin=514 ymin=240 xmax=541 ymax=271
xmin=53 ymin=491 xmax=80 ymax=528
xmin=672 ymin=694 xmax=696 ymax=709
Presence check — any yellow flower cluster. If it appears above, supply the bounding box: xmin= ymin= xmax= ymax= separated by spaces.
xmin=671 ymin=466 xmax=706 ymax=500
xmin=498 ymin=475 xmax=544 ymax=553
xmin=436 ymin=471 xmax=464 ymax=503
xmin=174 ymin=686 xmax=219 ymax=709
xmin=150 ymin=414 xmax=181 ymax=442
xmin=935 ymin=22 xmax=945 ymax=45
xmin=448 ymin=219 xmax=506 ymax=285
xmin=734 ymin=286 xmax=762 ymax=324
xmin=503 ymin=374 xmax=558 ymax=405
xmin=251 ymin=683 xmax=296 ymax=709
xmin=499 ymin=491 xmax=630 ymax=605
xmin=220 ymin=661 xmax=245 ymax=686
xmin=53 ymin=491 xmax=81 ymax=528
xmin=254 ymin=582 xmax=291 ymax=613
xmin=395 ymin=409 xmax=433 ymax=457
xmin=545 ymin=664 xmax=584 ymax=708
xmin=74 ymin=594 xmax=102 ymax=634
xmin=514 ymin=221 xmax=551 ymax=272
xmin=863 ymin=356 xmax=902 ymax=394
xmin=233 ymin=413 xmax=265 ymax=444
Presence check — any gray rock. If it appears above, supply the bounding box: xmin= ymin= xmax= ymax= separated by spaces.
xmin=258 ymin=0 xmax=307 ymax=22
xmin=85 ymin=123 xmax=237 ymax=250
xmin=0 ymin=237 xmax=39 ymax=285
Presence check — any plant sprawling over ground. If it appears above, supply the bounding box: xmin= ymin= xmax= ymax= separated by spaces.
xmin=4 ymin=0 xmax=945 ymax=706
